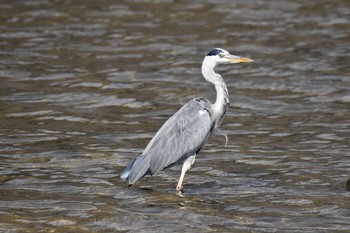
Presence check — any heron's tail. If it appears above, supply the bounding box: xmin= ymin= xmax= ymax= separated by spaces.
xmin=120 ymin=155 xmax=151 ymax=185
xmin=120 ymin=161 xmax=135 ymax=181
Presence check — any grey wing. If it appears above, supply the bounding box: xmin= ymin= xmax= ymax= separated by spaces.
xmin=122 ymin=98 xmax=214 ymax=185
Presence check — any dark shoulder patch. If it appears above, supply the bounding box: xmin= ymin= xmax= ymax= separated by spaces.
xmin=195 ymin=97 xmax=205 ymax=102
xmin=204 ymin=107 xmax=211 ymax=117
xmin=207 ymin=48 xmax=223 ymax=56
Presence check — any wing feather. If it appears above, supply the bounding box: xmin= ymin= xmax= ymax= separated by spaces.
xmin=148 ymin=99 xmax=212 ymax=172
xmin=124 ymin=98 xmax=214 ymax=184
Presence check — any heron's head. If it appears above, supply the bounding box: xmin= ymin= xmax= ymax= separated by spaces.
xmin=205 ymin=48 xmax=253 ymax=65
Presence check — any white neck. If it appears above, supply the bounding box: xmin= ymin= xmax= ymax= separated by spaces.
xmin=201 ymin=57 xmax=230 ymax=126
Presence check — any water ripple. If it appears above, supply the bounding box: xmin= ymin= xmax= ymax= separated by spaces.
xmin=0 ymin=0 xmax=349 ymax=232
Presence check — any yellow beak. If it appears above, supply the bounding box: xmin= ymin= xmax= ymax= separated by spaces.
xmin=234 ymin=57 xmax=253 ymax=63
xmin=224 ymin=55 xmax=253 ymax=63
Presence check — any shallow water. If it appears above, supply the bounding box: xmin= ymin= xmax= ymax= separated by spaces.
xmin=0 ymin=0 xmax=349 ymax=232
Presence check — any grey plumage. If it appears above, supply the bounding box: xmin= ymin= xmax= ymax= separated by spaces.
xmin=120 ymin=48 xmax=252 ymax=192
xmin=121 ymin=97 xmax=214 ymax=185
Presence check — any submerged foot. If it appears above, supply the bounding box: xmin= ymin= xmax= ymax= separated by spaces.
xmin=176 ymin=183 xmax=184 ymax=196
xmin=176 ymin=187 xmax=184 ymax=196
xmin=176 ymin=185 xmax=183 ymax=192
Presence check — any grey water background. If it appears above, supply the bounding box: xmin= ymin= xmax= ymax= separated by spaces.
xmin=0 ymin=0 xmax=349 ymax=232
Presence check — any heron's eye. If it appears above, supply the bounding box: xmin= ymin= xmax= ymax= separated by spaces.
xmin=218 ymin=54 xmax=224 ymax=58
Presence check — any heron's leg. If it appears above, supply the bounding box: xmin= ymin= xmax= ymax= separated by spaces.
xmin=176 ymin=155 xmax=196 ymax=192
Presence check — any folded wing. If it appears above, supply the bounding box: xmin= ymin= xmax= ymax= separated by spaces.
xmin=121 ymin=98 xmax=214 ymax=185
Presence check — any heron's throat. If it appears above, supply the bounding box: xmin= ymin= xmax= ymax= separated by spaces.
xmin=214 ymin=79 xmax=229 ymax=107
xmin=212 ymin=75 xmax=230 ymax=125
xmin=201 ymin=63 xmax=230 ymax=125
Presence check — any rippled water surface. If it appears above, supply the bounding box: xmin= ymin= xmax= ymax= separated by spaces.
xmin=1 ymin=0 xmax=350 ymax=232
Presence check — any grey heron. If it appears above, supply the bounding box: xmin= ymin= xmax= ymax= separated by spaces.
xmin=120 ymin=48 xmax=253 ymax=192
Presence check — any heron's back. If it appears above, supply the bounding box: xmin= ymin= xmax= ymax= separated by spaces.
xmin=120 ymin=97 xmax=215 ymax=185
